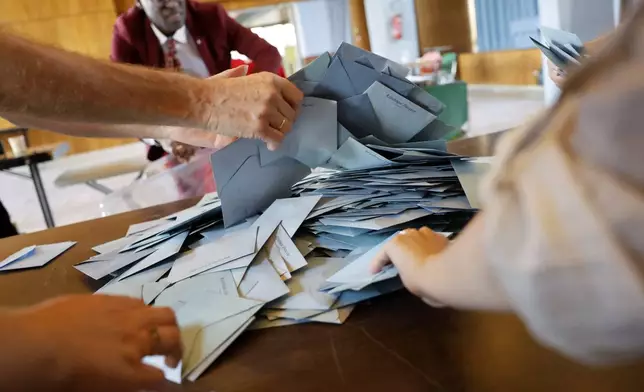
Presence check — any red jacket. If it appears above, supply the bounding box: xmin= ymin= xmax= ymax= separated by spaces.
xmin=111 ymin=0 xmax=282 ymax=75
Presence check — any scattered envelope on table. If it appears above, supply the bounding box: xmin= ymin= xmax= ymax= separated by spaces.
xmin=74 ymin=248 xmax=156 ymax=281
xmin=252 ymin=195 xmax=322 ymax=243
xmin=0 ymin=245 xmax=36 ymax=269
xmin=167 ymin=290 xmax=263 ymax=378
xmin=238 ymin=259 xmax=290 ymax=303
xmin=418 ymin=195 xmax=474 ymax=211
xmin=126 ymin=218 xmax=170 ymax=237
xmin=268 ymin=257 xmax=345 ymax=311
xmin=251 ymin=305 xmax=355 ymax=329
xmin=0 ymin=242 xmax=75 ymax=272
xmin=168 ymin=226 xmax=258 ymax=283
xmin=185 ymin=315 xmax=255 ymax=382
xmin=142 ymin=280 xmax=171 ymax=304
xmin=117 ymin=230 xmax=189 ymax=281
xmin=92 ymin=236 xmax=138 ymax=254
xmin=155 ymin=270 xmax=238 ymax=308
xmin=96 ymin=261 xmax=173 ymax=300
xmin=263 ymin=224 xmax=308 ymax=280
xmin=319 ymin=209 xmax=430 ymax=231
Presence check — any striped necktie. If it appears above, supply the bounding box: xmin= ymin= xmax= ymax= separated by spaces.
xmin=164 ymin=38 xmax=182 ymax=71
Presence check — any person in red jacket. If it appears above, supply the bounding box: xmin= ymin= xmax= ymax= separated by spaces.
xmin=112 ymin=0 xmax=284 ymax=197
xmin=112 ymin=0 xmax=282 ymax=76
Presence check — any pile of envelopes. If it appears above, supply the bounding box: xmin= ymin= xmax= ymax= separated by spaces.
xmin=73 ymin=43 xmax=488 ymax=383
xmin=73 ymin=194 xmax=399 ymax=382
xmin=531 ymin=26 xmax=586 ymax=70
xmin=211 ymin=42 xmax=464 ymax=227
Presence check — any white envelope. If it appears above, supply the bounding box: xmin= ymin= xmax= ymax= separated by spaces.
xmin=269 ymin=257 xmax=346 ymax=311
xmin=167 ymin=226 xmax=258 ymax=283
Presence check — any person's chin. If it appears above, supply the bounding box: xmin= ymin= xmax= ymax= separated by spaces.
xmin=165 ymin=15 xmax=185 ymax=30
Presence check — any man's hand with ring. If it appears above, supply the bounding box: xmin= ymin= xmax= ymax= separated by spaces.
xmin=203 ymin=67 xmax=303 ymax=151
xmin=7 ymin=295 xmax=182 ymax=392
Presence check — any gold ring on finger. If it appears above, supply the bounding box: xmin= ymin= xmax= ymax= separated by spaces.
xmin=150 ymin=327 xmax=161 ymax=350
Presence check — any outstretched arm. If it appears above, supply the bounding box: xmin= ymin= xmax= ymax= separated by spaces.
xmin=0 ymin=31 xmax=303 ymax=149
xmin=0 ymin=31 xmax=210 ymax=130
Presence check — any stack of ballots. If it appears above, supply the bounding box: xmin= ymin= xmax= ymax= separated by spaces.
xmin=531 ymin=26 xmax=586 ymax=70
xmin=210 ymin=41 xmax=465 ymax=227
xmin=75 ymin=42 xmax=483 ymax=383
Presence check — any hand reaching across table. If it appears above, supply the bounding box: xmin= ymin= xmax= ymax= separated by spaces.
xmin=0 ymin=295 xmax=181 ymax=392
xmin=0 ymin=32 xmax=303 ymax=151
xmin=370 ymin=228 xmax=449 ymax=298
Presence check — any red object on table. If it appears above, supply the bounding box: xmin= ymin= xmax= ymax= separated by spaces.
xmin=231 ymin=58 xmax=286 ymax=77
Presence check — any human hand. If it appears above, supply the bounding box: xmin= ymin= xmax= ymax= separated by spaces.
xmin=12 ymin=295 xmax=181 ymax=392
xmin=204 ymin=66 xmax=303 ymax=151
xmin=370 ymin=228 xmax=448 ymax=296
xmin=547 ymin=60 xmax=567 ymax=88
xmin=170 ymin=141 xmax=198 ymax=163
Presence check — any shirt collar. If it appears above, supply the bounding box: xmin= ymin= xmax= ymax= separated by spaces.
xmin=150 ymin=24 xmax=188 ymax=45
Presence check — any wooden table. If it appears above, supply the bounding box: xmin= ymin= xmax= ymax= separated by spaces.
xmin=1 ymin=195 xmax=644 ymax=392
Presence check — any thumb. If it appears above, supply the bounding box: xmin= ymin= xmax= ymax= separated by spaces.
xmin=211 ymin=65 xmax=249 ymax=79
xmin=370 ymin=247 xmax=391 ymax=275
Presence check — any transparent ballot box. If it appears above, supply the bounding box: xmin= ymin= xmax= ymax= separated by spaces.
xmin=100 ymin=151 xmax=215 ymax=217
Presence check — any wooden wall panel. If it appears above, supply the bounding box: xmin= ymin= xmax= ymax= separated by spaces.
xmin=0 ymin=0 xmax=113 ymax=24
xmin=0 ymin=0 xmax=135 ymax=155
xmin=113 ymin=0 xmax=301 ymax=15
xmin=415 ymin=0 xmax=472 ymax=54
xmin=113 ymin=0 xmax=135 ymax=15
xmin=348 ymin=0 xmax=370 ymax=50
xmin=459 ymin=49 xmax=542 ymax=85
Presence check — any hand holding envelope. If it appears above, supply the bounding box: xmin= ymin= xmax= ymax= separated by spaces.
xmin=204 ymin=70 xmax=305 ymax=151
xmin=532 ymin=26 xmax=586 ymax=72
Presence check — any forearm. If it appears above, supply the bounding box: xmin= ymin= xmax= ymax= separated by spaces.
xmin=0 ymin=31 xmax=211 ymax=129
xmin=417 ymin=214 xmax=512 ymax=311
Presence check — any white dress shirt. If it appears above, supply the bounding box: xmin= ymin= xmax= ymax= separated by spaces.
xmin=473 ymin=14 xmax=644 ymax=366
xmin=151 ymin=24 xmax=210 ymax=79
